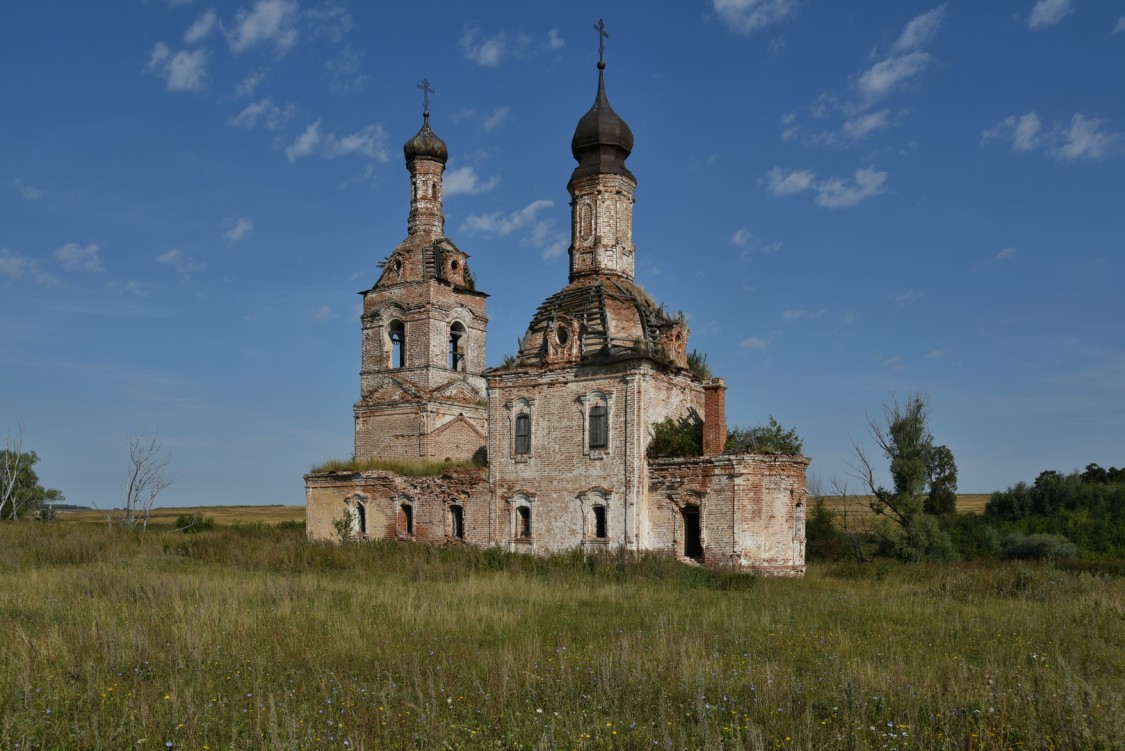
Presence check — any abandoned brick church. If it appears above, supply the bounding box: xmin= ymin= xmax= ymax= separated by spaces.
xmin=305 ymin=51 xmax=810 ymax=574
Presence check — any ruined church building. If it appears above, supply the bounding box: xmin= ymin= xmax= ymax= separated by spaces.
xmin=305 ymin=35 xmax=809 ymax=574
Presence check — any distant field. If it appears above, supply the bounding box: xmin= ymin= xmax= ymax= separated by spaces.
xmin=818 ymin=493 xmax=991 ymax=530
xmin=55 ymin=504 xmax=305 ymax=526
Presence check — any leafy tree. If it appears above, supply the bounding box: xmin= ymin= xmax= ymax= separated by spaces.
xmin=646 ymin=413 xmax=703 ymax=458
xmin=1 ymin=425 xmax=64 ymax=521
xmin=850 ymin=394 xmax=958 ymax=562
xmin=725 ymin=416 xmax=803 ymax=455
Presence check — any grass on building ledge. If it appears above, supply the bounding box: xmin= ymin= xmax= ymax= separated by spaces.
xmin=309 ymin=456 xmax=483 ymax=476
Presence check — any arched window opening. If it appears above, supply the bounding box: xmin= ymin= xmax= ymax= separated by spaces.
xmin=389 ymin=320 xmax=405 ymax=369
xmin=450 ymin=505 xmax=465 ymax=539
xmin=515 ymin=413 xmax=531 ymax=455
xmin=449 ymin=322 xmax=466 ymax=370
xmin=682 ymin=504 xmax=702 ymax=559
xmin=399 ymin=503 xmax=414 ymax=537
xmin=593 ymin=506 xmax=607 ymax=539
xmin=516 ymin=506 xmax=532 ymax=539
xmin=354 ymin=504 xmax=366 ymax=536
xmin=589 ymin=405 xmax=607 ymax=449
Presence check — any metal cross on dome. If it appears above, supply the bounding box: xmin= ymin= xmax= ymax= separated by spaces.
xmin=417 ymin=78 xmax=434 ymax=113
xmin=594 ymin=18 xmax=608 ymax=63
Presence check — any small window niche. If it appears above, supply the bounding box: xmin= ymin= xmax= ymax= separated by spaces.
xmin=388 ymin=320 xmax=406 ymax=369
xmin=449 ymin=321 xmax=466 ymax=371
xmin=592 ymin=505 xmax=607 ymax=540
xmin=450 ymin=504 xmax=465 ymax=540
xmin=515 ymin=413 xmax=531 ymax=455
xmin=398 ymin=503 xmax=414 ymax=537
xmin=589 ymin=405 xmax=608 ymax=450
xmin=516 ymin=506 xmax=532 ymax=540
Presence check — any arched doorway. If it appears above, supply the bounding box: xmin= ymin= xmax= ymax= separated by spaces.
xmin=682 ymin=504 xmax=702 ymax=559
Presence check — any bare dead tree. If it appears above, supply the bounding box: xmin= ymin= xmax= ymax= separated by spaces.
xmin=1 ymin=423 xmax=28 ymax=521
xmin=123 ymin=429 xmax=172 ymax=530
xmin=830 ymin=475 xmax=872 ymax=564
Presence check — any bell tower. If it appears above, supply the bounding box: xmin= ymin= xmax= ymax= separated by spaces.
xmin=354 ymin=81 xmax=489 ymax=462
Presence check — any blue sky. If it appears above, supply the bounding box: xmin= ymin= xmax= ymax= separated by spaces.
xmin=2 ymin=0 xmax=1123 ymax=507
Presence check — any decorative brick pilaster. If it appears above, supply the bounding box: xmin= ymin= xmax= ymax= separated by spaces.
xmin=702 ymin=378 xmax=727 ymax=457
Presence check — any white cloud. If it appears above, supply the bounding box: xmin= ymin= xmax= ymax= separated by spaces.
xmin=324 ymin=45 xmax=366 ymax=94
xmin=893 ymin=5 xmax=947 ymax=52
xmin=740 ymin=336 xmax=769 ymax=350
xmin=766 ymin=166 xmax=887 ymax=208
xmin=461 ymin=29 xmax=507 ymax=66
xmin=713 ymin=0 xmax=797 ymax=34
xmin=1027 ymin=0 xmax=1073 ymax=29
xmin=482 ymin=107 xmax=509 ymax=132
xmin=783 ymin=309 xmax=826 ymax=321
xmin=235 ymin=69 xmax=267 ymax=98
xmin=983 ymin=111 xmax=1122 ymax=161
xmin=1115 ymin=17 xmax=1125 ymax=34
xmin=224 ymin=217 xmax=254 ymax=243
xmin=926 ymin=349 xmax=946 ymax=360
xmin=303 ymin=1 xmax=355 ymax=43
xmin=1056 ymin=114 xmax=1122 ymax=161
xmin=730 ymin=228 xmax=752 ymax=247
xmin=55 ymin=242 xmax=104 ymax=271
xmin=996 ymin=247 xmax=1017 ymax=261
xmin=229 ymin=97 xmax=295 ymax=129
xmin=225 ymin=0 xmax=299 ymax=56
xmin=730 ymin=229 xmax=781 ymax=258
xmin=444 ymin=166 xmax=499 ymax=196
xmin=6 ymin=178 xmax=42 ymax=200
xmin=0 ymin=248 xmax=28 ymax=278
xmin=894 ymin=288 xmax=923 ymax=304
xmin=284 ymin=121 xmax=389 ymax=163
xmin=547 ymin=29 xmax=564 ymax=50
xmin=110 ymin=280 xmax=150 ymax=298
xmin=856 ymin=51 xmax=932 ymax=106
xmin=765 ymin=168 xmax=816 ymax=195
xmin=841 ymin=109 xmax=891 ymax=140
xmin=882 ymin=355 xmax=906 ymax=370
xmin=157 ymin=248 xmax=205 ymax=276
xmin=184 ymin=9 xmax=217 ymax=43
xmin=462 ymin=200 xmax=553 ymax=235
xmin=147 ymin=42 xmax=207 ymax=91
xmin=314 ymin=305 xmax=335 ymax=322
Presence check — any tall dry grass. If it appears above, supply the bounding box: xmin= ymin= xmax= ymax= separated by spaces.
xmin=1 ymin=523 xmax=1122 ymax=750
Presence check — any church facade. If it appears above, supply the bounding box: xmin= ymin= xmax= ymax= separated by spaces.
xmin=305 ymin=58 xmax=809 ymax=574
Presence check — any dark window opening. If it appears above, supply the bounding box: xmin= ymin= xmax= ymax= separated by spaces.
xmin=516 ymin=506 xmax=531 ymax=539
xmin=389 ymin=321 xmax=405 ymax=369
xmin=589 ymin=405 xmax=607 ymax=449
xmin=682 ymin=505 xmax=702 ymax=559
xmin=400 ymin=504 xmax=414 ymax=536
xmin=515 ymin=413 xmax=531 ymax=455
xmin=593 ymin=506 xmax=607 ymax=539
xmin=355 ymin=504 xmax=366 ymax=535
xmin=450 ymin=505 xmax=464 ymax=539
xmin=449 ymin=322 xmax=465 ymax=370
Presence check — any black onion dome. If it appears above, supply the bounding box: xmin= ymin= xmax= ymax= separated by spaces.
xmin=403 ymin=113 xmax=448 ymax=163
xmin=570 ymin=64 xmax=634 ymax=182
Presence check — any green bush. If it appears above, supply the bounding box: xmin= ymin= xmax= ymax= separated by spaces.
xmin=174 ymin=513 xmax=215 ymax=534
xmin=646 ymin=414 xmax=703 ymax=458
xmin=999 ymin=532 xmax=1078 ymax=561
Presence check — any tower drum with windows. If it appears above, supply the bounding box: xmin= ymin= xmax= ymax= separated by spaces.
xmin=354 ymin=109 xmax=489 ymax=462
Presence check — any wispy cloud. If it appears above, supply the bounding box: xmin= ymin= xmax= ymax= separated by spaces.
xmin=157 ymin=248 xmax=205 ymax=277
xmin=324 ymin=45 xmax=366 ymax=94
xmin=461 ymin=29 xmax=507 ymax=66
xmin=444 ymin=166 xmax=499 ymax=196
xmin=766 ymin=166 xmax=888 ymax=208
xmin=740 ymin=336 xmax=769 ymax=350
xmin=783 ymin=309 xmax=826 ymax=321
xmin=461 ymin=200 xmax=565 ymax=260
xmin=893 ymin=288 xmax=923 ymax=304
xmin=108 ymin=280 xmax=151 ymax=298
xmin=6 ymin=178 xmax=42 ymax=200
xmin=547 ymin=29 xmax=564 ymax=50
xmin=235 ymin=69 xmax=267 ymax=98
xmin=1027 ymin=0 xmax=1073 ymax=30
xmin=782 ymin=6 xmax=945 ymax=146
xmin=147 ymin=43 xmax=207 ymax=91
xmin=482 ymin=107 xmax=509 ymax=132
xmin=224 ymin=217 xmax=254 ymax=243
xmin=995 ymin=247 xmax=1017 ymax=261
xmin=184 ymin=9 xmax=217 ymax=43
xmin=313 ymin=305 xmax=336 ymax=322
xmin=926 ymin=349 xmax=946 ymax=359
xmin=229 ymin=97 xmax=295 ymax=129
xmin=882 ymin=355 xmax=906 ymax=371
xmin=0 ymin=249 xmax=56 ymax=285
xmin=1115 ymin=17 xmax=1125 ymax=34
xmin=712 ymin=0 xmax=797 ymax=34
xmin=983 ymin=112 xmax=1123 ymax=161
xmin=730 ymin=229 xmax=782 ymax=258
xmin=284 ymin=121 xmax=389 ymax=163
xmin=224 ymin=0 xmax=299 ymax=56
xmin=55 ymin=243 xmax=104 ymax=272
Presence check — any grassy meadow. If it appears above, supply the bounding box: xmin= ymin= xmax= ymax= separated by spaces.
xmin=2 ymin=521 xmax=1122 ymax=750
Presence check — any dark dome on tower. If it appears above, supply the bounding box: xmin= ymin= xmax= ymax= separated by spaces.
xmin=570 ymin=63 xmax=634 ymax=182
xmin=404 ymin=113 xmax=448 ymax=163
